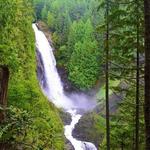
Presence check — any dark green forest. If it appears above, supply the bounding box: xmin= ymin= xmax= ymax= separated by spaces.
xmin=0 ymin=0 xmax=150 ymax=150
xmin=34 ymin=0 xmax=103 ymax=90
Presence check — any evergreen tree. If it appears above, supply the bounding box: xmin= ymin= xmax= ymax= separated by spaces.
xmin=144 ymin=0 xmax=150 ymax=149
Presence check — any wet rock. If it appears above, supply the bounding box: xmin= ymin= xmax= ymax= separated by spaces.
xmin=56 ymin=66 xmax=78 ymax=92
xmin=65 ymin=139 xmax=75 ymax=150
xmin=36 ymin=21 xmax=53 ymax=46
xmin=36 ymin=49 xmax=47 ymax=89
xmin=72 ymin=112 xmax=104 ymax=148
xmin=59 ymin=109 xmax=72 ymax=125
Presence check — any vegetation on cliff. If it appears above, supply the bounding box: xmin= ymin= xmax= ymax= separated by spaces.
xmin=0 ymin=1 xmax=64 ymax=149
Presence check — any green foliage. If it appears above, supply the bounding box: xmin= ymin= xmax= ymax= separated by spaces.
xmin=0 ymin=0 xmax=33 ymax=70
xmin=96 ymin=80 xmax=120 ymax=101
xmin=47 ymin=11 xmax=54 ymax=29
xmin=0 ymin=0 xmax=65 ymax=149
xmin=0 ymin=106 xmax=33 ymax=148
xmin=33 ymin=0 xmax=45 ymax=19
xmin=98 ymin=0 xmax=145 ymax=148
xmin=55 ymin=45 xmax=68 ymax=67
xmin=100 ymin=85 xmax=145 ymax=149
xmin=67 ymin=19 xmax=101 ymax=90
xmin=41 ymin=5 xmax=48 ymax=21
xmin=67 ymin=20 xmax=86 ymax=53
xmin=68 ymin=40 xmax=100 ymax=90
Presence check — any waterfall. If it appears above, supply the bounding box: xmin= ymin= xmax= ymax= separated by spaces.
xmin=32 ymin=24 xmax=97 ymax=150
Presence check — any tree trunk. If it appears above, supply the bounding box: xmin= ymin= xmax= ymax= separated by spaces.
xmin=135 ymin=0 xmax=140 ymax=149
xmin=121 ymin=141 xmax=124 ymax=150
xmin=144 ymin=0 xmax=150 ymax=149
xmin=105 ymin=0 xmax=110 ymax=149
xmin=0 ymin=66 xmax=9 ymax=122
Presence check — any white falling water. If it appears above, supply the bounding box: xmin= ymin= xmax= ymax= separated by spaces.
xmin=32 ymin=24 xmax=73 ymax=109
xmin=64 ymin=110 xmax=97 ymax=150
xmin=32 ymin=24 xmax=97 ymax=150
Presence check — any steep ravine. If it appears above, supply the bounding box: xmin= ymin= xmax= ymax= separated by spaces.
xmin=35 ymin=21 xmax=123 ymax=149
xmin=33 ymin=23 xmax=97 ymax=150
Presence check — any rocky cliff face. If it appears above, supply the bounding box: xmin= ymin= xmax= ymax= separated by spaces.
xmin=72 ymin=112 xmax=104 ymax=148
xmin=57 ymin=66 xmax=79 ymax=93
xmin=65 ymin=140 xmax=75 ymax=150
xmin=36 ymin=21 xmax=53 ymax=45
xmin=36 ymin=49 xmax=47 ymax=89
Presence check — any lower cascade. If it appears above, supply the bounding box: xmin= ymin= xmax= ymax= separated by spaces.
xmin=64 ymin=109 xmax=97 ymax=150
xmin=32 ymin=24 xmax=97 ymax=150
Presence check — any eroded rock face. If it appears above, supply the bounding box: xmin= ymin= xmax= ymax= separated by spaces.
xmin=65 ymin=139 xmax=75 ymax=150
xmin=36 ymin=49 xmax=47 ymax=89
xmin=59 ymin=110 xmax=72 ymax=125
xmin=36 ymin=21 xmax=54 ymax=47
xmin=56 ymin=66 xmax=78 ymax=93
xmin=72 ymin=112 xmax=104 ymax=148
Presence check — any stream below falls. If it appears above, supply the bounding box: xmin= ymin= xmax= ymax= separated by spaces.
xmin=32 ymin=23 xmax=97 ymax=150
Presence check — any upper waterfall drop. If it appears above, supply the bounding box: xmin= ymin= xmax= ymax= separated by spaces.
xmin=32 ymin=24 xmax=73 ymax=109
xmin=32 ymin=23 xmax=96 ymax=111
